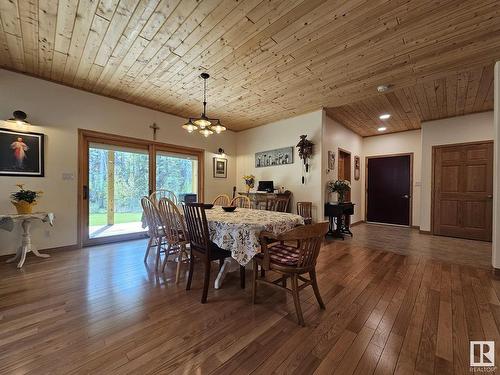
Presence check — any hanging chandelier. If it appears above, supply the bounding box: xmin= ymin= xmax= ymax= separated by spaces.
xmin=182 ymin=72 xmax=226 ymax=137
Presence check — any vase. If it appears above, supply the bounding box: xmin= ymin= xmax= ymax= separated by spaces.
xmin=12 ymin=200 xmax=36 ymax=214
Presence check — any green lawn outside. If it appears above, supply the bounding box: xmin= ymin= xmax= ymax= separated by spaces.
xmin=89 ymin=212 xmax=142 ymax=226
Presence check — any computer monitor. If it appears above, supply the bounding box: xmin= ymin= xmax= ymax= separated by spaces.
xmin=257 ymin=181 xmax=274 ymax=192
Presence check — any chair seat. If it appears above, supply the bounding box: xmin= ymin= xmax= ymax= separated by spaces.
xmin=257 ymin=243 xmax=300 ymax=266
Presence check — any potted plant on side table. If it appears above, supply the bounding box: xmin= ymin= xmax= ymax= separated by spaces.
xmin=11 ymin=184 xmax=43 ymax=214
xmin=327 ymin=179 xmax=351 ymax=203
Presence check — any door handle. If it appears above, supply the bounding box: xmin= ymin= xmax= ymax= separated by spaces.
xmin=402 ymin=194 xmax=410 ymax=199
xmin=487 ymin=195 xmax=493 ymax=199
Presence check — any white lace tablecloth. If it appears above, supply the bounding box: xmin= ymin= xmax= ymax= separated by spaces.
xmin=204 ymin=207 xmax=304 ymax=265
xmin=0 ymin=212 xmax=55 ymax=232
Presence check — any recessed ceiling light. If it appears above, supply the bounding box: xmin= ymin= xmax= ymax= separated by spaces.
xmin=378 ymin=127 xmax=387 ymax=132
xmin=379 ymin=113 xmax=391 ymax=120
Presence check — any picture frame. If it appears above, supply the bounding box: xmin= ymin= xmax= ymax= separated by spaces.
xmin=354 ymin=155 xmax=360 ymax=180
xmin=213 ymin=157 xmax=227 ymax=178
xmin=327 ymin=150 xmax=335 ymax=172
xmin=0 ymin=128 xmax=45 ymax=177
xmin=255 ymin=146 xmax=293 ymax=168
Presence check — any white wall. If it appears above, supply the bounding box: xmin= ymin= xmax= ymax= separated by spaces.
xmin=0 ymin=69 xmax=237 ymax=255
xmin=235 ymin=111 xmax=323 ymax=221
xmin=493 ymin=62 xmax=500 ymax=268
xmin=420 ymin=111 xmax=494 ymax=232
xmin=322 ymin=114 xmax=363 ymax=223
xmin=362 ymin=130 xmax=422 ymax=226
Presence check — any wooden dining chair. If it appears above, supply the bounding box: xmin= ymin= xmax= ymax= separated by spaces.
xmin=296 ymin=202 xmax=313 ymax=224
xmin=183 ymin=203 xmax=245 ymax=303
xmin=265 ymin=196 xmax=289 ymax=212
xmin=252 ymin=222 xmax=329 ymax=326
xmin=230 ymin=195 xmax=251 ymax=209
xmin=212 ymin=194 xmax=231 ymax=206
xmin=158 ymin=198 xmax=190 ymax=283
xmin=150 ymin=190 xmax=178 ymax=205
xmin=141 ymin=196 xmax=169 ymax=269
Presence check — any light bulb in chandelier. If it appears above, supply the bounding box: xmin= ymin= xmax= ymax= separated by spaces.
xmin=182 ymin=120 xmax=197 ymax=133
xmin=199 ymin=128 xmax=214 ymax=137
xmin=212 ymin=120 xmax=226 ymax=134
xmin=193 ymin=115 xmax=211 ymax=129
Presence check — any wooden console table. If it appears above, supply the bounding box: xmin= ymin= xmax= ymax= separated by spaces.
xmin=0 ymin=212 xmax=54 ymax=268
xmin=324 ymin=202 xmax=354 ymax=239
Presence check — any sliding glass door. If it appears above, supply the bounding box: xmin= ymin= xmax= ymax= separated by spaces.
xmin=80 ymin=130 xmax=204 ymax=246
xmin=88 ymin=143 xmax=149 ymax=239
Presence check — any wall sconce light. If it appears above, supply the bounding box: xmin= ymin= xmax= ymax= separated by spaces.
xmin=8 ymin=110 xmax=30 ymax=126
xmin=218 ymin=148 xmax=226 ymax=158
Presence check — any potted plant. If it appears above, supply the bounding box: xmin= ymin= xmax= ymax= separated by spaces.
xmin=327 ymin=180 xmax=351 ymax=203
xmin=11 ymin=184 xmax=43 ymax=214
xmin=243 ymin=175 xmax=255 ymax=193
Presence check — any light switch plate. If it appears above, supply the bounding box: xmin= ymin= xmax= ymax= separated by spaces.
xmin=62 ymin=172 xmax=75 ymax=180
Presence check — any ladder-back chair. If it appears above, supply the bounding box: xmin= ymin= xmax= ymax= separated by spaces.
xmin=253 ymin=222 xmax=329 ymax=325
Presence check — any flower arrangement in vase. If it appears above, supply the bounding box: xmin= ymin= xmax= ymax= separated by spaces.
xmin=327 ymin=180 xmax=351 ymax=203
xmin=11 ymin=184 xmax=43 ymax=214
xmin=243 ymin=175 xmax=255 ymax=193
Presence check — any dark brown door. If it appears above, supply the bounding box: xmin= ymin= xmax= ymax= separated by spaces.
xmin=367 ymin=155 xmax=411 ymax=226
xmin=433 ymin=141 xmax=493 ymax=241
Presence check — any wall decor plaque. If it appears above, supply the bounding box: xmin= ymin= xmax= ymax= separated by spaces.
xmin=255 ymin=147 xmax=293 ymax=168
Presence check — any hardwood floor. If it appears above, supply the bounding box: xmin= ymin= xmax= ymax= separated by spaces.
xmin=0 ymin=224 xmax=498 ymax=374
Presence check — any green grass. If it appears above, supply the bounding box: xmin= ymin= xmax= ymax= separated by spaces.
xmin=89 ymin=212 xmax=142 ymax=226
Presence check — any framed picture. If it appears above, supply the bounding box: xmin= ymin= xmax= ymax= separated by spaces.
xmin=255 ymin=146 xmax=293 ymax=168
xmin=213 ymin=157 xmax=227 ymax=178
xmin=0 ymin=128 xmax=44 ymax=177
xmin=354 ymin=155 xmax=360 ymax=180
xmin=327 ymin=150 xmax=335 ymax=172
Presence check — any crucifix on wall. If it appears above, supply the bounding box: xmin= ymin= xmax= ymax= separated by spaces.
xmin=149 ymin=123 xmax=159 ymax=140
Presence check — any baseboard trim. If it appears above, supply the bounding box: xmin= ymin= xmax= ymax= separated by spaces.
xmin=411 ymin=225 xmax=420 ymax=230
xmin=0 ymin=243 xmax=81 ymax=261
xmin=419 ymin=230 xmax=432 ymax=235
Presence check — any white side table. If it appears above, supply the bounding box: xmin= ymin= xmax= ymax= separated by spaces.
xmin=0 ymin=212 xmax=55 ymax=268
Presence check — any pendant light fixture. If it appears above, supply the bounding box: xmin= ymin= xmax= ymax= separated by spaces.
xmin=182 ymin=73 xmax=226 ymax=137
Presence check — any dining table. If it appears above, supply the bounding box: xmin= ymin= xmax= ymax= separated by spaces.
xmin=200 ymin=206 xmax=305 ymax=288
xmin=142 ymin=205 xmax=304 ymax=287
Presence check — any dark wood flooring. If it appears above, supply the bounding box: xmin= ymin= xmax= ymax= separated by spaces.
xmin=0 ymin=224 xmax=498 ymax=374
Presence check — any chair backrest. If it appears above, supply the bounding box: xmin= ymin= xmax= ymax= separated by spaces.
xmin=158 ymin=197 xmax=187 ymax=245
xmin=276 ymin=222 xmax=328 ymax=268
xmin=212 ymin=194 xmax=230 ymax=206
xmin=297 ymin=201 xmax=313 ymax=223
xmin=141 ymin=196 xmax=163 ymax=237
xmin=150 ymin=190 xmax=178 ymax=205
xmin=266 ymin=196 xmax=289 ymax=212
xmin=230 ymin=195 xmax=251 ymax=208
xmin=183 ymin=202 xmax=211 ymax=254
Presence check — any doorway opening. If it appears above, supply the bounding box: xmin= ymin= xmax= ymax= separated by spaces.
xmin=338 ymin=148 xmax=352 ymax=202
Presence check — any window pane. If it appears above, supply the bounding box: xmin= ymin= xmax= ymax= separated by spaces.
xmin=156 ymin=152 xmax=198 ymax=199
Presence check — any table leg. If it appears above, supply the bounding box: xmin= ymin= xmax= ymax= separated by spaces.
xmin=214 ymin=258 xmax=241 ymax=289
xmin=6 ymin=247 xmax=22 ymax=264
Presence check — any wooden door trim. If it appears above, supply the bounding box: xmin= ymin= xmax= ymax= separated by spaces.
xmin=431 ymin=140 xmax=493 ymax=237
xmin=364 ymin=153 xmax=414 ymax=227
xmin=78 ymin=129 xmax=205 ymax=247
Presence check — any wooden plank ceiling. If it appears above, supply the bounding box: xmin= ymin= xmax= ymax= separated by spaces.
xmin=326 ymin=65 xmax=494 ymax=136
xmin=0 ymin=0 xmax=499 ymax=132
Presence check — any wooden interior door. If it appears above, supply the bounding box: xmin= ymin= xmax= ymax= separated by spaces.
xmin=433 ymin=141 xmax=493 ymax=241
xmin=366 ymin=154 xmax=412 ymax=226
